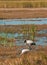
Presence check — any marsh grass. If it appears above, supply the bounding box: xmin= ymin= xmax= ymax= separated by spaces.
xmin=0 ymin=36 xmax=15 ymax=47
xmin=0 ymin=46 xmax=47 ymax=65
xmin=0 ymin=1 xmax=47 ymax=8
xmin=20 ymin=51 xmax=47 ymax=65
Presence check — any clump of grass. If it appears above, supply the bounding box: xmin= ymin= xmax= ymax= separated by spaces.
xmin=30 ymin=24 xmax=37 ymax=42
xmin=0 ymin=22 xmax=15 ymax=47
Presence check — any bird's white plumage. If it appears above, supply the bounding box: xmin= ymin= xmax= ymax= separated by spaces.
xmin=26 ymin=40 xmax=33 ymax=45
xmin=26 ymin=40 xmax=33 ymax=44
xmin=21 ymin=40 xmax=33 ymax=55
xmin=21 ymin=49 xmax=30 ymax=54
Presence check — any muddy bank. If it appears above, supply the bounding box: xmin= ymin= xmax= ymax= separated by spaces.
xmin=0 ymin=8 xmax=47 ymax=19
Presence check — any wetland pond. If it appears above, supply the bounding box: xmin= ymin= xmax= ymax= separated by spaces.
xmin=0 ymin=18 xmax=47 ymax=46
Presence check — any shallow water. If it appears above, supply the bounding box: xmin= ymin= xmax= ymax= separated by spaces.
xmin=0 ymin=18 xmax=47 ymax=46
xmin=0 ymin=18 xmax=47 ymax=25
xmin=37 ymin=29 xmax=47 ymax=34
xmin=0 ymin=31 xmax=47 ymax=46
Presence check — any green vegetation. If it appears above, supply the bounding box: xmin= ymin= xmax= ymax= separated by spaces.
xmin=22 ymin=24 xmax=37 ymax=41
xmin=0 ymin=1 xmax=47 ymax=8
xmin=0 ymin=22 xmax=15 ymax=47
xmin=30 ymin=24 xmax=37 ymax=42
xmin=0 ymin=36 xmax=15 ymax=47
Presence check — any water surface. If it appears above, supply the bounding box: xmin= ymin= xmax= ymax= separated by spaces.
xmin=0 ymin=18 xmax=47 ymax=46
xmin=0 ymin=18 xmax=47 ymax=25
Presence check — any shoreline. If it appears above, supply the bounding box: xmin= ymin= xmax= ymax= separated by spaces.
xmin=0 ymin=8 xmax=47 ymax=19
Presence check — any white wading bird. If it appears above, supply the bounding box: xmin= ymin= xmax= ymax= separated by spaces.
xmin=21 ymin=40 xmax=36 ymax=55
xmin=21 ymin=49 xmax=30 ymax=55
xmin=24 ymin=40 xmax=33 ymax=45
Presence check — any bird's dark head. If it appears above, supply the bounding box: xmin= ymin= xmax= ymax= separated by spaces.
xmin=24 ymin=40 xmax=26 ymax=43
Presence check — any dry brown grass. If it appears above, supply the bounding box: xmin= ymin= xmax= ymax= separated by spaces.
xmin=0 ymin=24 xmax=47 ymax=33
xmin=0 ymin=8 xmax=47 ymax=19
xmin=0 ymin=1 xmax=47 ymax=8
xmin=0 ymin=47 xmax=47 ymax=65
xmin=0 ymin=0 xmax=47 ymax=1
